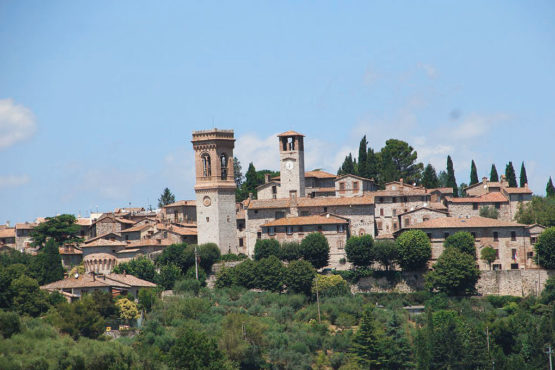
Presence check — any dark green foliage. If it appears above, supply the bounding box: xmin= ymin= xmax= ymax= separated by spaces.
xmin=357 ymin=135 xmax=369 ymax=178
xmin=9 ymin=275 xmax=49 ymax=317
xmin=470 ymin=160 xmax=479 ymax=185
xmin=233 ymin=259 xmax=259 ymax=289
xmin=197 ymin=243 xmax=221 ymax=272
xmin=547 ymin=177 xmax=555 ymax=197
xmin=300 ymin=232 xmax=330 ymax=269
xmin=380 ymin=139 xmax=423 ymax=185
xmin=174 ymin=278 xmax=202 ymax=296
xmin=156 ymin=263 xmax=182 ymax=290
xmin=516 ymin=195 xmax=555 ymax=227
xmin=444 ymin=231 xmax=476 ymax=257
xmin=0 ymin=310 xmax=21 ymax=338
xmin=480 ymin=246 xmax=497 ymax=270
xmin=345 ymin=234 xmax=374 ymax=268
xmin=48 ymin=294 xmax=106 ymax=339
xmin=505 ymin=161 xmax=518 ymax=187
xmin=138 ymin=288 xmax=157 ymax=312
xmin=235 ymin=162 xmax=280 ymax=201
xmin=519 ymin=162 xmax=528 ymax=187
xmin=254 ymin=238 xmax=280 ymax=261
xmin=29 ymin=238 xmax=64 ymax=285
xmin=381 ymin=312 xmax=414 ymax=369
xmin=47 ymin=290 xmax=67 ymax=306
xmin=157 ymin=187 xmax=176 ymax=208
xmin=458 ymin=182 xmax=468 ymax=197
xmin=351 ymin=306 xmax=383 ymax=367
xmin=215 ymin=266 xmax=237 ymax=288
xmin=280 ymin=241 xmax=302 ymax=261
xmin=233 ymin=156 xmax=243 ymax=188
xmin=156 ymin=243 xmax=189 ymax=271
xmin=480 ymin=205 xmax=499 ymax=219
xmin=421 ymin=163 xmax=439 ymax=189
xmin=169 ymin=325 xmax=232 ymax=369
xmin=113 ymin=256 xmax=156 ymax=282
xmin=490 ymin=163 xmax=499 ymax=182
xmin=285 ymin=260 xmax=316 ymax=295
xmin=425 ymin=248 xmax=480 ymax=296
xmin=540 ymin=276 xmax=555 ymax=304
xmin=30 ymin=214 xmax=84 ymax=248
xmin=396 ymin=230 xmax=432 ymax=270
xmin=255 ymin=256 xmax=285 ymax=292
xmin=185 ymin=265 xmax=207 ymax=285
xmin=219 ymin=253 xmax=247 ymax=262
xmin=90 ymin=290 xmax=118 ymax=318
xmin=373 ymin=240 xmax=398 ymax=271
xmin=338 ymin=153 xmax=356 ymax=175
xmin=437 ymin=170 xmax=448 ymax=188
xmin=446 ymin=155 xmax=458 ymax=197
xmin=534 ymin=227 xmax=555 ymax=269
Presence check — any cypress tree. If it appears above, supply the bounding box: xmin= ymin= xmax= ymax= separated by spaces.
xmin=490 ymin=164 xmax=499 ymax=182
xmin=505 ymin=162 xmax=517 ymax=187
xmin=547 ymin=177 xmax=555 ymax=197
xmin=446 ymin=155 xmax=458 ymax=197
xmin=470 ymin=160 xmax=478 ymax=185
xmin=519 ymin=162 xmax=528 ymax=187
xmin=367 ymin=147 xmax=379 ymax=180
xmin=422 ymin=164 xmax=439 ymax=189
xmin=351 ymin=307 xmax=384 ymax=367
xmin=243 ymin=163 xmax=258 ymax=197
xmin=358 ymin=135 xmax=368 ymax=178
xmin=338 ymin=153 xmax=356 ymax=175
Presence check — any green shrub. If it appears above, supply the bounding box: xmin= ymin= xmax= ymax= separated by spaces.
xmin=444 ymin=231 xmax=476 ymax=257
xmin=215 ymin=267 xmax=237 ymax=288
xmin=345 ymin=235 xmax=374 ymax=268
xmin=535 ymin=227 xmax=555 ymax=269
xmin=255 ymin=256 xmax=285 ymax=292
xmin=285 ymin=260 xmax=316 ymax=295
xmin=396 ymin=230 xmax=432 ymax=270
xmin=219 ymin=253 xmax=247 ymax=262
xmin=254 ymin=239 xmax=280 ymax=261
xmin=300 ymin=233 xmax=330 ymax=269
xmin=280 ymin=241 xmax=302 ymax=261
xmin=0 ymin=310 xmax=21 ymax=338
xmin=174 ymin=278 xmax=202 ymax=296
xmin=312 ymin=274 xmax=350 ymax=297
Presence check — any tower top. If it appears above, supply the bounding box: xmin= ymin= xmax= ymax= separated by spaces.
xmin=277 ymin=130 xmax=304 ymax=137
xmin=192 ymin=129 xmax=235 ymax=143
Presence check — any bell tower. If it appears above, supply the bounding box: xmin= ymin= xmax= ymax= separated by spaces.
xmin=192 ymin=129 xmax=238 ymax=254
xmin=278 ymin=131 xmax=305 ymax=198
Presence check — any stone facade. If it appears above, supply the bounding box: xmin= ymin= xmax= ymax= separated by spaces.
xmin=374 ymin=190 xmax=430 ymax=236
xmin=278 ymin=131 xmax=306 ymax=198
xmin=161 ymin=200 xmax=197 ymax=223
xmin=335 ymin=174 xmax=377 ymax=197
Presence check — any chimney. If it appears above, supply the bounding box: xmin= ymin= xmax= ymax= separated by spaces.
xmin=482 ymin=177 xmax=488 ymax=184
xmin=123 ymin=270 xmax=126 ymax=277
xmin=92 ymin=272 xmax=96 ymax=281
xmin=400 ymin=178 xmax=404 ymax=185
xmin=265 ymin=173 xmax=271 ymax=183
xmin=248 ymin=192 xmax=253 ymax=199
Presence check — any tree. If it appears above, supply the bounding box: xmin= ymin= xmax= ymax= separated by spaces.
xmin=490 ymin=164 xmax=499 ymax=182
xmin=284 ymin=260 xmax=315 ymax=295
xmin=367 ymin=147 xmax=380 ymax=180
xmin=312 ymin=274 xmax=350 ymax=297
xmin=470 ymin=160 xmax=479 ymax=185
xmin=0 ymin=311 xmax=21 ymax=338
xmin=233 ymin=259 xmax=258 ymax=289
xmin=373 ymin=240 xmax=398 ymax=271
xmin=480 ymin=205 xmax=499 ymax=219
xmin=444 ymin=231 xmax=476 ymax=257
xmin=116 ymin=298 xmax=140 ymax=322
xmin=534 ymin=227 xmax=555 ymax=269
xmin=338 ymin=153 xmax=356 ymax=175
xmin=358 ymin=135 xmax=369 ymax=178
xmin=519 ymin=162 xmax=528 ymax=187
xmin=156 ymin=243 xmax=193 ymax=274
xmin=547 ymin=177 xmax=555 ymax=197
xmin=458 ymin=182 xmax=468 ymax=197
xmin=49 ymin=294 xmax=105 ymax=339
xmin=243 ymin=162 xmax=258 ymax=198
xmin=254 ymin=239 xmax=280 ymax=261
xmin=280 ymin=241 xmax=301 ymax=261
xmin=30 ymin=214 xmax=83 ymax=248
xmin=157 ymin=187 xmax=176 ymax=208
xmin=300 ymin=233 xmax=330 ymax=269
xmin=351 ymin=306 xmax=384 ymax=367
xmin=113 ymin=256 xmax=157 ymax=282
xmin=169 ymin=326 xmax=232 ymax=369
xmin=254 ymin=256 xmax=285 ymax=292
xmin=31 ymin=238 xmax=64 ymax=285
xmin=515 ymin=196 xmax=555 ymax=227
xmin=425 ymin=248 xmax=480 ymax=296
xmin=480 ymin=246 xmax=497 ymax=270
xmin=345 ymin=235 xmax=374 ymax=268
xmin=233 ymin=157 xmax=243 ymax=188
xmin=505 ymin=162 xmax=517 ymax=187
xmin=379 ymin=139 xmax=423 ymax=185
xmin=421 ymin=164 xmax=439 ymax=189
xmin=197 ymin=243 xmax=221 ymax=272
xmin=437 ymin=170 xmax=449 ymax=188
xmin=156 ymin=264 xmax=182 ymax=290
xmin=446 ymin=155 xmax=458 ymax=197
xmin=396 ymin=230 xmax=432 ymax=270
xmin=381 ymin=312 xmax=414 ymax=369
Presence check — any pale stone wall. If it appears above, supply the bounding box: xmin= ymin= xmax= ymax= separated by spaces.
xmin=298 ymin=205 xmax=375 ymax=238
xmin=95 ymin=220 xmax=122 ymax=237
xmin=196 ymin=189 xmax=238 ymax=255
xmin=335 ymin=177 xmax=364 ymax=197
xmin=245 ymin=208 xmax=293 ymax=257
xmin=398 ymin=209 xmax=447 ymax=229
xmin=162 ymin=205 xmax=197 ymax=223
xmin=257 ymin=183 xmax=279 ymax=200
xmin=507 ymin=194 xmax=532 ymax=221
xmin=448 ymin=203 xmax=511 ymax=220
xmin=375 ymin=195 xmax=429 ymax=235
xmin=278 ymin=135 xmax=305 ymax=198
xmin=353 ymin=269 xmax=554 ymax=297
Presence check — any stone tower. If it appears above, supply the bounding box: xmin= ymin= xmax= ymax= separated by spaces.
xmin=192 ymin=129 xmax=238 ymax=254
xmin=278 ymin=131 xmax=305 ymax=198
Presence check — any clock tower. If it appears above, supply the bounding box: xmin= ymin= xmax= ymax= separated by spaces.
xmin=278 ymin=131 xmax=305 ymax=198
xmin=192 ymin=129 xmax=238 ymax=254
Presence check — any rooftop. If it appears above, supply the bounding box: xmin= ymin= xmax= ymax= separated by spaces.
xmin=41 ymin=273 xmax=156 ymax=290
xmin=446 ymin=192 xmax=508 ymax=203
xmin=261 ymin=214 xmax=348 ymax=227
xmin=404 ymin=216 xmax=526 ymax=229
xmin=277 ymin=130 xmax=305 ymax=137
xmin=163 ymin=200 xmax=196 ymax=207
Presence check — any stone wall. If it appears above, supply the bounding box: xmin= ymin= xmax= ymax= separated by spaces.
xmin=354 ymin=269 xmax=554 ymax=297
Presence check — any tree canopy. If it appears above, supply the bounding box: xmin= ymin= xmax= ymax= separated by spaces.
xmin=519 ymin=162 xmax=528 ymax=187
xmin=426 ymin=248 xmax=480 ymax=296
xmin=505 ymin=162 xmax=517 ymax=187
xmin=158 ymin=187 xmax=176 ymax=208
xmin=534 ymin=227 xmax=555 ymax=269
xmin=30 ymin=214 xmax=83 ymax=248
xmin=446 ymin=155 xmax=458 ymax=197
xmin=421 ymin=164 xmax=439 ymax=189
xmin=490 ymin=164 xmax=499 ymax=182
xmin=345 ymin=235 xmax=374 ymax=268
xmin=470 ymin=160 xmax=478 ymax=185
xmin=300 ymin=232 xmax=330 ymax=269
xmin=547 ymin=177 xmax=555 ymax=197
xmin=396 ymin=230 xmax=432 ymax=270
xmin=515 ymin=196 xmax=555 ymax=227
xmin=254 ymin=239 xmax=280 ymax=261
xmin=444 ymin=231 xmax=476 ymax=258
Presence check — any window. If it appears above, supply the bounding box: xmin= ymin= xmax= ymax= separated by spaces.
xmin=300 ymin=211 xmax=309 ymax=216
xmin=511 ymin=249 xmax=517 ymax=260
xmin=443 ymin=232 xmax=449 ymax=239
xmin=239 ymin=238 xmax=244 ymax=247
xmin=353 ymin=181 xmax=359 ymax=191
xmin=257 ymin=232 xmax=261 ymax=239
xmin=201 ymin=153 xmax=211 ymax=177
xmin=423 ymin=217 xmax=429 ymax=222
xmin=220 ymin=153 xmax=228 ymax=180
xmin=493 ymin=232 xmax=498 ymax=241
xmin=377 ymin=221 xmax=383 ymax=230
xmin=206 ymin=217 xmax=210 ymax=222
xmin=392 ymin=197 xmax=397 ymax=203
xmin=393 ymin=222 xmax=398 ymax=229
xmin=269 ymin=227 xmax=275 ymax=236
xmin=527 ymin=251 xmax=533 ymax=259
xmin=471 ymin=232 xmax=476 ymax=239
xmin=404 ymin=218 xmax=410 ymax=227
xmin=530 ymin=236 xmax=537 ymax=244
xmin=511 ymin=231 xmax=516 ymax=241
xmin=427 ymin=233 xmax=432 ymax=240
xmin=380 ymin=208 xmax=384 ymax=216
xmin=379 ymin=197 xmax=384 ymax=203
xmin=337 ymin=224 xmax=345 ymax=233
xmin=323 ymin=207 xmax=328 ymax=212
xmin=511 ymin=263 xmax=519 ymax=270
xmin=402 ymin=196 xmax=408 ymax=202
xmin=286 ymin=226 xmax=293 ymax=235
xmin=495 ymin=203 xmax=500 ymax=209
xmin=495 ymin=249 xmax=499 ymax=259
xmin=275 ymin=211 xmax=285 ymax=219
xmin=337 ymin=240 xmax=344 ymax=249
xmin=272 ymin=186 xmax=277 ymax=198
xmin=473 ymin=203 xmax=478 ymax=210
xmin=493 ymin=264 xmax=502 ymax=270
xmin=339 ymin=182 xmax=345 ymax=193
xmin=317 ymin=225 xmax=323 ymax=232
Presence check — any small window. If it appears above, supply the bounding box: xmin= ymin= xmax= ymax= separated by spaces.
xmin=269 ymin=227 xmax=275 ymax=236
xmin=495 ymin=203 xmax=500 ymax=209
xmin=473 ymin=203 xmax=478 ymax=210
xmin=286 ymin=226 xmax=293 ymax=235
xmin=337 ymin=240 xmax=344 ymax=249
xmin=339 ymin=182 xmax=345 ymax=192
xmin=275 ymin=211 xmax=285 ymax=219
xmin=337 ymin=224 xmax=345 ymax=233
xmin=511 ymin=263 xmax=519 ymax=270
xmin=380 ymin=208 xmax=384 ymax=216
xmin=530 ymin=236 xmax=537 ymax=244
xmin=377 ymin=221 xmax=383 ymax=230
xmin=493 ymin=232 xmax=498 ymax=241
xmin=493 ymin=264 xmax=502 ymax=270
xmin=443 ymin=232 xmax=449 ymax=239
xmin=393 ymin=222 xmax=398 ymax=229
xmin=511 ymin=249 xmax=517 ymax=260
xmin=379 ymin=197 xmax=384 ymax=203
xmin=206 ymin=217 xmax=210 ymax=222
xmin=392 ymin=197 xmax=397 ymax=203
xmin=404 ymin=218 xmax=410 ymax=227
xmin=423 ymin=217 xmax=429 ymax=222
xmin=239 ymin=238 xmax=244 ymax=247
xmin=471 ymin=232 xmax=476 ymax=239
xmin=427 ymin=233 xmax=432 ymax=240
xmin=257 ymin=232 xmax=261 ymax=239
xmin=511 ymin=231 xmax=516 ymax=241
xmin=392 ymin=209 xmax=397 ymax=217
xmin=323 ymin=207 xmax=328 ymax=212
xmin=495 ymin=249 xmax=499 ymax=259
xmin=527 ymin=251 xmax=533 ymax=259
xmin=353 ymin=182 xmax=359 ymax=191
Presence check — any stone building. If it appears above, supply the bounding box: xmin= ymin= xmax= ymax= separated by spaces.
xmin=335 ymin=174 xmax=377 ymax=197
xmin=278 ymin=131 xmax=306 ymax=199
xmin=0 ymin=227 xmax=16 ymax=249
xmin=192 ymin=129 xmax=238 ymax=254
xmin=445 ymin=192 xmax=510 ymax=220
xmin=160 ymin=200 xmax=197 ymax=223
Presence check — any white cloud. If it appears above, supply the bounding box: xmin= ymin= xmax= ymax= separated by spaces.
xmin=0 ymin=99 xmax=37 ymax=149
xmin=0 ymin=174 xmax=30 ymax=188
xmin=235 ymin=133 xmax=281 ymax=170
xmin=448 ymin=113 xmax=509 ymax=141
xmin=417 ymin=63 xmax=438 ymax=79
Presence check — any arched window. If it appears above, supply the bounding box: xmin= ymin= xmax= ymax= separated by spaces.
xmin=202 ymin=153 xmax=211 ymax=177
xmin=220 ymin=153 xmax=228 ymax=180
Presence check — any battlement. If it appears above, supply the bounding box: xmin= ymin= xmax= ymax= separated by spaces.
xmin=192 ymin=129 xmax=235 ymax=142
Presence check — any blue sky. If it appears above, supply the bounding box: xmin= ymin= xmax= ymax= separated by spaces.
xmin=1 ymin=1 xmax=554 ymax=223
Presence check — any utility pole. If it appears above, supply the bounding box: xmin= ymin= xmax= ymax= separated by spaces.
xmin=315 ymin=276 xmax=321 ymax=323
xmin=194 ymin=245 xmax=199 ymax=280
xmin=546 ymin=345 xmax=553 ymax=370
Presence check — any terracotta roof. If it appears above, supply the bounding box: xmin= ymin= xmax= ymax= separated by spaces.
xmin=309 ymin=187 xmax=336 ymax=193
xmin=256 ymin=181 xmax=280 ymax=190
xmin=0 ymin=228 xmax=15 ymax=238
xmin=335 ymin=174 xmax=375 ymax=182
xmin=385 ymin=181 xmax=422 ymax=189
xmin=82 ymin=239 xmax=127 ymax=248
xmin=374 ymin=189 xmax=428 ymax=196
xmin=121 ymin=223 xmax=155 ymax=233
xmin=398 ymin=206 xmax=449 ymax=216
xmin=248 ymin=195 xmax=375 ymax=210
xmin=262 ymin=214 xmax=348 ymax=227
xmin=464 ymin=181 xmax=502 ymax=191
xmin=277 ymin=130 xmax=304 ymax=137
xmin=15 ymin=223 xmax=36 ymax=230
xmin=156 ymin=224 xmax=197 ymax=236
xmin=75 ymin=218 xmax=92 ymax=226
xmin=116 ymin=218 xmax=136 ymax=225
xmin=163 ymin=200 xmax=196 ymax=208
xmin=41 ymin=273 xmax=156 ymax=290
xmin=114 ymin=207 xmax=144 ymax=213
xmin=304 ymin=170 xmax=336 ymax=179
xmin=503 ymin=187 xmax=533 ymax=194
xmin=84 ymin=232 xmax=121 ymax=244
xmin=446 ymin=192 xmax=508 ymax=203
xmin=248 ymin=198 xmax=291 ymax=210
xmin=236 ymin=209 xmax=246 ymax=219
xmin=59 ymin=246 xmax=83 ymax=255
xmin=427 ymin=187 xmax=454 ymax=194
xmin=126 ymin=238 xmax=173 ymax=247
xmin=404 ymin=216 xmax=526 ymax=229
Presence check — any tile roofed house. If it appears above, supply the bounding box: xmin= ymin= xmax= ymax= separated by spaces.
xmin=261 ymin=214 xmax=348 ymax=227
xmin=0 ymin=228 xmax=16 ymax=248
xmin=502 ymin=187 xmax=533 ymax=194
xmin=304 ymin=170 xmax=336 ymax=179
xmin=446 ymin=192 xmax=508 ymax=203
xmin=445 ymin=192 xmax=513 ymax=220
xmin=161 ymin=199 xmax=197 ymax=223
xmin=404 ymin=216 xmax=525 ymax=229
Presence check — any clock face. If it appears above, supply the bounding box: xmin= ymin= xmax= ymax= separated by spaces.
xmin=203 ymin=196 xmax=211 ymax=207
xmin=285 ymin=160 xmax=294 ymax=170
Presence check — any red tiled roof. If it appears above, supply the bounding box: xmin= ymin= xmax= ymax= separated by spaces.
xmin=309 ymin=187 xmax=336 ymax=193
xmin=446 ymin=192 xmax=508 ymax=203
xmin=427 ymin=187 xmax=454 ymax=194
xmin=503 ymin=187 xmax=533 ymax=194
xmin=157 ymin=224 xmax=197 ymax=236
xmin=0 ymin=228 xmax=15 ymax=238
xmin=76 ymin=218 xmax=92 ymax=226
xmin=374 ymin=189 xmax=428 ymax=196
xmin=163 ymin=200 xmax=196 ymax=208
xmin=398 ymin=206 xmax=448 ymax=216
xmin=304 ymin=170 xmax=336 ymax=179
xmin=404 ymin=216 xmax=525 ymax=229
xmin=277 ymin=130 xmax=304 ymax=137
xmin=126 ymin=238 xmax=174 ymax=247
xmin=262 ymin=214 xmax=348 ymax=227
xmin=15 ymin=223 xmax=37 ymax=230
xmin=335 ymin=174 xmax=375 ymax=182
xmin=84 ymin=232 xmax=121 ymax=244
xmin=248 ymin=195 xmax=375 ymax=210
xmin=41 ymin=273 xmax=156 ymax=290
xmin=59 ymin=246 xmax=83 ymax=255
xmin=121 ymin=223 xmax=155 ymax=233
xmin=82 ymin=239 xmax=127 ymax=248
